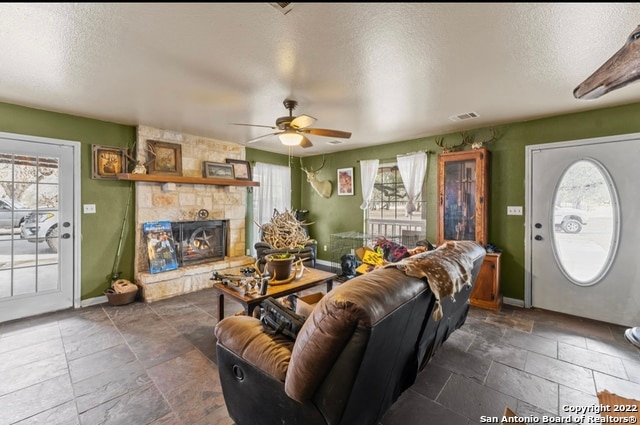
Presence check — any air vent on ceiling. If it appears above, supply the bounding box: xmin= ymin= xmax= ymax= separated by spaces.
xmin=327 ymin=140 xmax=343 ymax=145
xmin=269 ymin=3 xmax=295 ymax=15
xmin=449 ymin=112 xmax=480 ymax=122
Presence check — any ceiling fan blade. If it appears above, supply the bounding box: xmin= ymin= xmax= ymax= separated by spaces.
xmin=246 ymin=132 xmax=281 ymax=144
xmin=302 ymin=128 xmax=352 ymax=139
xmin=300 ymin=135 xmax=313 ymax=148
xmin=290 ymin=114 xmax=317 ymax=129
xmin=232 ymin=123 xmax=277 ymax=130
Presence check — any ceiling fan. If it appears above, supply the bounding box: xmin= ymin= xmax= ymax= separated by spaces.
xmin=233 ymin=99 xmax=351 ymax=148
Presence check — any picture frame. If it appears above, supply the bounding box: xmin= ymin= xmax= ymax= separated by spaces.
xmin=337 ymin=167 xmax=354 ymax=196
xmin=203 ymin=161 xmax=235 ymax=179
xmin=146 ymin=140 xmax=182 ymax=176
xmin=91 ymin=145 xmax=128 ymax=180
xmin=225 ymin=159 xmax=252 ymax=181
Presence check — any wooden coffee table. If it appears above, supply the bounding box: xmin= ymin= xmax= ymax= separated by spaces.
xmin=212 ymin=267 xmax=337 ymax=321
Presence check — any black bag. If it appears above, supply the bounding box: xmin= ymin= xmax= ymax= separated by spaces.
xmin=260 ymin=297 xmax=306 ymax=340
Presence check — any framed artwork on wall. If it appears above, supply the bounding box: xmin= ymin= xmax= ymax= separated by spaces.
xmin=91 ymin=145 xmax=128 ymax=180
xmin=337 ymin=167 xmax=354 ymax=196
xmin=225 ymin=159 xmax=252 ymax=181
xmin=146 ymin=140 xmax=182 ymax=176
xmin=203 ymin=161 xmax=235 ymax=179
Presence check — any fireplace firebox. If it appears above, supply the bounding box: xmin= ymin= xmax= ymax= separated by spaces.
xmin=171 ymin=220 xmax=228 ymax=266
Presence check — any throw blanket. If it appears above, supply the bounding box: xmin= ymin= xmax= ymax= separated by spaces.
xmin=384 ymin=241 xmax=474 ymax=321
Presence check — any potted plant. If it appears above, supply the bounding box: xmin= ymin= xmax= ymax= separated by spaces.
xmin=265 ymin=252 xmax=295 ymax=281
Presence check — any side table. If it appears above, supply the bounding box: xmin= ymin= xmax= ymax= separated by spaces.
xmin=212 ymin=268 xmax=337 ymax=321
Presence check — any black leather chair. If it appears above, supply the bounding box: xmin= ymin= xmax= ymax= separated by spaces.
xmin=254 ymin=209 xmax=316 ymax=270
xmin=254 ymin=239 xmax=317 ymax=271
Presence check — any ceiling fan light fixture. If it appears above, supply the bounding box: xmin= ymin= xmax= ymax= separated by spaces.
xmin=279 ymin=131 xmax=303 ymax=146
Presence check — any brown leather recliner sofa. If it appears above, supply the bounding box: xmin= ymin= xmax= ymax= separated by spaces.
xmin=215 ymin=240 xmax=486 ymax=425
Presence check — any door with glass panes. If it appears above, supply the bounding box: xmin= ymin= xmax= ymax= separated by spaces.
xmin=0 ymin=132 xmax=77 ymax=323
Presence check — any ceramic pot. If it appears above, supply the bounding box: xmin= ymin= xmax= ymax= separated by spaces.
xmin=265 ymin=254 xmax=295 ymax=280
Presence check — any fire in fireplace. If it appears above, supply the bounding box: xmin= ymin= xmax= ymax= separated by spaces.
xmin=171 ymin=220 xmax=228 ymax=266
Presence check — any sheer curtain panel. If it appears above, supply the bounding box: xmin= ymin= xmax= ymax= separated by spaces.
xmin=251 ymin=162 xmax=291 ymax=255
xmin=359 ymin=159 xmax=379 ymax=210
xmin=396 ymin=152 xmax=427 ymax=216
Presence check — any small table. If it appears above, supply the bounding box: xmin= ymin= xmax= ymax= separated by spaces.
xmin=213 ymin=268 xmax=337 ymax=321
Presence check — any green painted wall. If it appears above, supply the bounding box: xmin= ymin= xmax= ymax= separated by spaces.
xmin=0 ymin=102 xmax=136 ymax=300
xmin=5 ymin=99 xmax=640 ymax=303
xmin=299 ymin=102 xmax=640 ymax=301
xmin=299 ymin=139 xmax=439 ymax=261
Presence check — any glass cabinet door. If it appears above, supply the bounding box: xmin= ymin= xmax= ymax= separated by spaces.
xmin=437 ymin=149 xmax=489 ymax=245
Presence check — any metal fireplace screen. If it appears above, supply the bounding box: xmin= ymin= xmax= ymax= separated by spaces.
xmin=171 ymin=220 xmax=227 ymax=266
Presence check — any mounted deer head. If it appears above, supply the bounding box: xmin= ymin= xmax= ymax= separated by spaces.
xmin=300 ymin=157 xmax=332 ymax=198
xmin=574 ymin=24 xmax=640 ymax=100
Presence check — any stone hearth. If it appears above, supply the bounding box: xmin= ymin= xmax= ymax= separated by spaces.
xmin=133 ymin=125 xmax=254 ymax=302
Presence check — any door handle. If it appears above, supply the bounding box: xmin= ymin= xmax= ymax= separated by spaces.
xmin=61 ymin=233 xmax=71 ymax=239
xmin=534 ymin=235 xmax=543 ymax=241
xmin=535 ymin=223 xmax=542 ymax=229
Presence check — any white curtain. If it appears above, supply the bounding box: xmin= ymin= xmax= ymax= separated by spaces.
xmin=397 ymin=152 xmax=427 ymax=216
xmin=251 ymin=162 xmax=291 ymax=254
xmin=359 ymin=159 xmax=379 ymax=210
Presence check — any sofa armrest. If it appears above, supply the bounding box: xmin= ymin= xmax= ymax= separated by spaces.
xmin=214 ymin=315 xmax=295 ymax=381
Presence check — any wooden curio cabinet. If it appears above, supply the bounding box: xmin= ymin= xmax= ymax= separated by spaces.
xmin=437 ymin=148 xmax=489 ymax=246
xmin=437 ymin=148 xmax=501 ymax=310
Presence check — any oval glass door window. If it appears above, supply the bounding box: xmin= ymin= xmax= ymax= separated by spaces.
xmin=551 ymin=159 xmax=619 ymax=286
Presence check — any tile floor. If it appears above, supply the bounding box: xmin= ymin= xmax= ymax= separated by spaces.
xmin=1 ymin=287 xmax=639 ymax=425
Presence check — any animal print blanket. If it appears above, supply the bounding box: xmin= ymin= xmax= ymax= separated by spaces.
xmin=384 ymin=241 xmax=474 ymax=321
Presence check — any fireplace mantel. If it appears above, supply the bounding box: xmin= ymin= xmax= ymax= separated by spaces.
xmin=117 ymin=173 xmax=259 ymax=187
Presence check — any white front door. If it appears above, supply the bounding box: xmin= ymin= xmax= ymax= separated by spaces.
xmin=0 ymin=132 xmax=79 ymax=323
xmin=526 ymin=133 xmax=640 ymax=327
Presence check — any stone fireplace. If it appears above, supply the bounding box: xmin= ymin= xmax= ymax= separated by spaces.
xmin=133 ymin=125 xmax=254 ymax=302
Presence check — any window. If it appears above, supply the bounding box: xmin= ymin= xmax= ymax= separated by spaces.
xmin=366 ymin=163 xmax=426 ymax=246
xmin=551 ymin=159 xmax=618 ymax=286
xmin=251 ymin=162 xmax=291 ymax=255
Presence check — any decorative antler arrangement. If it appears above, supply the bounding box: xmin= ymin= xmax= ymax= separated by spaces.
xmin=464 ymin=128 xmax=497 ymax=150
xmin=123 ymin=140 xmax=157 ymax=174
xmin=435 ymin=135 xmax=466 ymax=153
xmin=256 ymin=209 xmax=314 ymax=249
xmin=435 ymin=128 xmax=497 ymax=152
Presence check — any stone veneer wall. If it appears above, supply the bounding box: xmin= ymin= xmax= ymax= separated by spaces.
xmin=133 ymin=125 xmax=254 ymax=302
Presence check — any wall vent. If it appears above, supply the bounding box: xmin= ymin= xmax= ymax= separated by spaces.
xmin=449 ymin=112 xmax=479 ymax=122
xmin=269 ymin=3 xmax=295 ymax=15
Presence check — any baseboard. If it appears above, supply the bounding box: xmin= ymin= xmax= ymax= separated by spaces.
xmin=503 ymin=297 xmax=525 ymax=308
xmin=81 ymin=295 xmax=108 ymax=307
xmin=316 ymin=259 xmax=332 ymax=268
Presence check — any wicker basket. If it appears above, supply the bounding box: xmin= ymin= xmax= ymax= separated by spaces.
xmin=105 ymin=288 xmax=138 ymax=306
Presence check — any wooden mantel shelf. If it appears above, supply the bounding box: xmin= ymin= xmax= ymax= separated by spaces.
xmin=116 ymin=173 xmax=259 ymax=187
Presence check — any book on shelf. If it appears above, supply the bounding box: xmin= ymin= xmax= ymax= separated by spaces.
xmin=143 ymin=221 xmax=179 ymax=273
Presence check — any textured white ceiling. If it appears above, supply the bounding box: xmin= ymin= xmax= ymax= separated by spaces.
xmin=1 ymin=3 xmax=640 ymax=156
